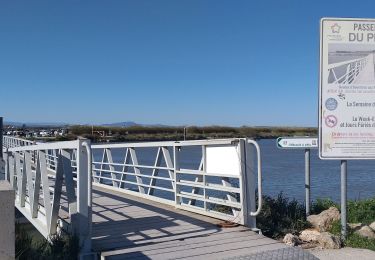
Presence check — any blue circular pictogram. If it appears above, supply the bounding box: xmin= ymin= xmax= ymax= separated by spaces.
xmin=325 ymin=98 xmax=338 ymax=111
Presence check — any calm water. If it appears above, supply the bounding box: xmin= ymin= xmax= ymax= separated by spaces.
xmin=260 ymin=139 xmax=375 ymax=202
xmin=92 ymin=139 xmax=375 ymax=203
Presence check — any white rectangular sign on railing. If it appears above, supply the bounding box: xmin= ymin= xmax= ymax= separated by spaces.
xmin=319 ymin=18 xmax=375 ymax=159
xmin=205 ymin=145 xmax=240 ymax=176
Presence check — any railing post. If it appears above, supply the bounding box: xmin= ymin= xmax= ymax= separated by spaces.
xmin=239 ymin=140 xmax=248 ymax=226
xmin=173 ymin=145 xmax=180 ymax=206
xmin=4 ymin=149 xmax=9 ymax=182
xmin=241 ymin=139 xmax=257 ymax=228
xmin=76 ymin=138 xmax=92 ymax=255
xmin=0 ymin=117 xmax=3 ymax=159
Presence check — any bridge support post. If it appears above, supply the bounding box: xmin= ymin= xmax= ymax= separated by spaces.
xmin=77 ymin=138 xmax=93 ymax=257
xmin=240 ymin=139 xmax=256 ymax=228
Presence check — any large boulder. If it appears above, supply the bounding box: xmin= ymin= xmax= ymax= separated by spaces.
xmin=283 ymin=233 xmax=300 ymax=246
xmin=307 ymin=207 xmax=340 ymax=232
xmin=369 ymin=221 xmax=375 ymax=232
xmin=299 ymin=229 xmax=321 ymax=242
xmin=317 ymin=232 xmax=341 ymax=249
xmin=349 ymin=223 xmax=364 ymax=231
xmin=355 ymin=225 xmax=375 ymax=239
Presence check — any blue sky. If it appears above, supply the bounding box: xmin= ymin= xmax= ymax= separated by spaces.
xmin=1 ymin=0 xmax=375 ymax=126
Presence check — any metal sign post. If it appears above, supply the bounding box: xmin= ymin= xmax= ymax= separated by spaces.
xmin=305 ymin=149 xmax=311 ymax=215
xmin=319 ymin=18 xmax=375 ymax=239
xmin=277 ymin=137 xmax=317 ymax=216
xmin=341 ymin=160 xmax=347 ymax=240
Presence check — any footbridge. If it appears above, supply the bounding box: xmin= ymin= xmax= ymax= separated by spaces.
xmin=2 ymin=136 xmax=316 ymax=259
xmin=328 ymin=53 xmax=375 ymax=85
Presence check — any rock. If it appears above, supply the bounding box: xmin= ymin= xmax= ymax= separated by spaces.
xmin=299 ymin=229 xmax=321 ymax=242
xmin=317 ymin=232 xmax=341 ymax=249
xmin=355 ymin=225 xmax=375 ymax=239
xmin=369 ymin=221 xmax=375 ymax=232
xmin=283 ymin=233 xmax=300 ymax=246
xmin=307 ymin=207 xmax=340 ymax=232
xmin=349 ymin=223 xmax=364 ymax=231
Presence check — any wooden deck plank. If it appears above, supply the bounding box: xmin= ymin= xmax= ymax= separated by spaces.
xmin=100 ymin=230 xmax=258 ymax=256
xmin=87 ymin=185 xmax=287 ymax=259
xmin=93 ymin=226 xmax=251 ymax=251
xmin=103 ymin=236 xmax=284 ymax=260
xmin=52 ymin=184 xmax=287 ymax=259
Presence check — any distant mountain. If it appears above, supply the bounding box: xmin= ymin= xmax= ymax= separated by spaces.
xmin=102 ymin=122 xmax=169 ymax=127
xmin=102 ymin=121 xmax=139 ymax=127
xmin=3 ymin=120 xmax=169 ymax=128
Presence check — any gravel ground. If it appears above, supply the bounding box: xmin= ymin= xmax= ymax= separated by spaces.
xmin=308 ymin=247 xmax=375 ymax=260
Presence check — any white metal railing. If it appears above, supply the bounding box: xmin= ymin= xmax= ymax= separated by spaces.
xmin=2 ymin=136 xmax=262 ymax=246
xmin=328 ymin=54 xmax=372 ymax=84
xmin=3 ymin=136 xmax=35 ymax=149
xmin=90 ymin=138 xmax=261 ymax=226
xmin=3 ymin=138 xmax=92 ymax=254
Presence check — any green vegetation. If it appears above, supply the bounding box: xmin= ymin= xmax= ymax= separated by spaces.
xmin=16 ymin=223 xmax=80 ymax=260
xmin=67 ymin=125 xmax=317 ymax=142
xmin=296 ymin=197 xmax=375 ymax=251
xmin=321 ymin=198 xmax=375 ymax=251
xmin=348 ymin=198 xmax=375 ymax=225
xmin=344 ymin=233 xmax=375 ymax=251
xmin=327 ymin=220 xmax=375 ymax=251
xmin=311 ymin=198 xmax=339 ymax=215
xmin=257 ymin=194 xmax=375 ymax=252
xmin=256 ymin=193 xmax=310 ymax=238
xmin=311 ymin=197 xmax=375 ymax=225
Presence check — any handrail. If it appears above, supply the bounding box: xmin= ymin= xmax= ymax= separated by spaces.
xmin=81 ymin=141 xmax=92 ymax=245
xmin=328 ymin=54 xmax=371 ymax=84
xmin=327 ymin=56 xmax=366 ymax=69
xmin=247 ymin=139 xmax=262 ymax=217
xmin=8 ymin=140 xmax=79 ymax=152
xmin=91 ymin=138 xmax=239 ymax=149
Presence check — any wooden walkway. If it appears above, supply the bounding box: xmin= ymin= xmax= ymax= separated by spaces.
xmin=82 ymin=186 xmax=287 ymax=259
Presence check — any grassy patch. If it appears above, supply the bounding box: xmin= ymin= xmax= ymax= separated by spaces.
xmin=327 ymin=220 xmax=375 ymax=251
xmin=257 ymin=194 xmax=375 ymax=252
xmin=328 ymin=220 xmax=341 ymax=236
xmin=345 ymin=233 xmax=375 ymax=251
xmin=16 ymin=223 xmax=80 ymax=260
xmin=347 ymin=199 xmax=375 ymax=225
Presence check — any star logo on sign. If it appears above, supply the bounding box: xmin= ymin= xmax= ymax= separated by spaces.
xmin=331 ymin=23 xmax=341 ymax=33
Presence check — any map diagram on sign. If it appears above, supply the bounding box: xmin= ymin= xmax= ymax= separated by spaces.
xmin=328 ymin=44 xmax=375 ymax=85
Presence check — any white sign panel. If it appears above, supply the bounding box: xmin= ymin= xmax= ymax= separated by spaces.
xmin=319 ymin=18 xmax=375 ymax=159
xmin=277 ymin=137 xmax=318 ymax=149
xmin=205 ymin=145 xmax=240 ymax=176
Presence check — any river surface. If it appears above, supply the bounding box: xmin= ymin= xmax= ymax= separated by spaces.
xmin=3 ymin=138 xmax=375 ymax=203
xmin=260 ymin=139 xmax=375 ymax=202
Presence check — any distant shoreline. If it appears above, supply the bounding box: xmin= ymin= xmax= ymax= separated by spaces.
xmin=39 ymin=125 xmax=318 ymax=142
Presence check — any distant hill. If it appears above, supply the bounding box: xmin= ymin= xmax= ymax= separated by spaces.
xmin=102 ymin=122 xmax=169 ymax=127
xmin=102 ymin=121 xmax=139 ymax=127
xmin=3 ymin=120 xmax=167 ymax=128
